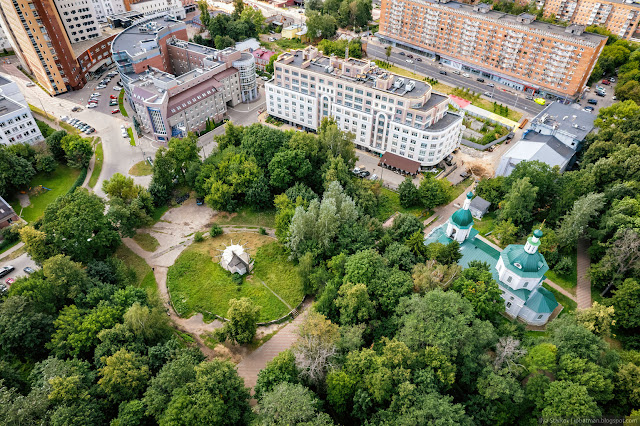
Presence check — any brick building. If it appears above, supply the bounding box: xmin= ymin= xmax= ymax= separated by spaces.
xmin=377 ymin=0 xmax=608 ymax=100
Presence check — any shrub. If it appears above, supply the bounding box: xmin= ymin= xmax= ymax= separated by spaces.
xmin=194 ymin=231 xmax=204 ymax=242
xmin=259 ymin=227 xmax=267 ymax=235
xmin=210 ymin=224 xmax=223 ymax=237
xmin=554 ymin=256 xmax=574 ymax=275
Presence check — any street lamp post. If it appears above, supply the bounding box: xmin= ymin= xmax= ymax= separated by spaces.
xmin=514 ymin=93 xmax=519 ymax=109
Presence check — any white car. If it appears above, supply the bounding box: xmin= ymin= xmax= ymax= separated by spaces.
xmin=114 ymin=86 xmax=122 ymax=91
xmin=97 ymin=85 xmax=106 ymax=89
xmin=87 ymin=103 xmax=98 ymax=108
xmin=91 ymin=92 xmax=101 ymax=97
xmin=463 ymin=73 xmax=470 ymax=78
xmin=60 ymin=116 xmax=69 ymax=122
xmin=26 ymin=82 xmax=35 ymax=87
xmin=406 ymin=59 xmax=414 ymax=64
xmin=268 ymin=37 xmax=276 ymax=42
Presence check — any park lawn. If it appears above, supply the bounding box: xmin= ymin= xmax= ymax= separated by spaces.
xmin=151 ymin=205 xmax=170 ymax=224
xmin=213 ymin=207 xmax=276 ymax=228
xmin=129 ymin=161 xmax=153 ymax=176
xmin=88 ymin=142 xmax=103 ymax=188
xmin=114 ymin=244 xmax=157 ymax=296
xmin=167 ymin=232 xmax=296 ymax=322
xmin=377 ymin=187 xmax=425 ymax=221
xmin=252 ymin=242 xmax=304 ymax=308
xmin=474 ymin=211 xmax=497 ymax=236
xmin=10 ymin=165 xmax=81 ymax=223
xmin=545 ymin=252 xmax=578 ymax=295
xmin=132 ymin=232 xmax=159 ymax=252
xmin=543 ymin=283 xmax=577 ymax=314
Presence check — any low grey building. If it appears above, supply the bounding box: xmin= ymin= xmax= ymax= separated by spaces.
xmin=495 ymin=132 xmax=576 ymax=177
xmin=469 ymin=196 xmax=491 ymax=219
xmin=529 ymin=102 xmax=595 ymax=150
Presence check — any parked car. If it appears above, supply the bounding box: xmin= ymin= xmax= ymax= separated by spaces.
xmin=146 ymin=156 xmax=154 ymax=167
xmin=534 ymin=98 xmax=546 ymax=105
xmin=0 ymin=284 xmax=6 ymax=294
xmin=406 ymin=59 xmax=414 ymax=64
xmin=61 ymin=116 xmax=69 ymax=122
xmin=114 ymin=86 xmax=122 ymax=90
xmin=111 ymin=109 xmax=120 ymax=114
xmin=601 ymin=79 xmax=610 ymax=85
xmin=483 ymin=91 xmax=492 ymax=98
xmin=462 ymin=72 xmax=470 ymax=78
xmin=583 ymin=106 xmax=594 ymax=112
xmin=399 ymin=51 xmax=405 ymax=56
xmin=477 ymin=78 xmax=485 ymax=82
xmin=268 ymin=37 xmax=276 ymax=41
xmin=526 ymin=95 xmax=534 ymax=100
xmin=370 ymin=174 xmax=378 ymax=180
xmin=109 ymin=101 xmax=118 ymax=106
xmin=359 ymin=170 xmax=371 ymax=178
xmin=26 ymin=82 xmax=35 ymax=87
xmin=0 ymin=265 xmax=15 ymax=278
xmin=460 ymin=171 xmax=471 ymax=178
xmin=24 ymin=267 xmax=35 ymax=274
xmin=406 ymin=54 xmax=413 ymax=58
xmin=506 ymin=132 xmax=515 ymax=140
xmin=444 ymin=155 xmax=454 ymax=166
xmin=609 ymin=77 xmax=616 ymax=83
xmin=439 ymin=70 xmax=447 ymax=75
xmin=196 ymin=197 xmax=204 ymax=206
xmin=5 ymin=277 xmax=14 ymax=285
xmin=416 ymin=57 xmax=422 ymax=62
xmin=588 ymin=99 xmax=598 ymax=105
xmin=87 ymin=103 xmax=98 ymax=108
xmin=596 ymin=91 xmax=606 ymax=97
xmin=487 ymin=83 xmax=495 ymax=87
xmin=72 ymin=106 xmax=82 ymax=112
xmin=110 ymin=95 xmax=118 ymax=99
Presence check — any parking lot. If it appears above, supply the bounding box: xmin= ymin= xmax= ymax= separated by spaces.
xmin=58 ymin=69 xmax=124 ymax=117
xmin=577 ymin=77 xmax=617 ymax=114
xmin=0 ymin=250 xmax=38 ymax=293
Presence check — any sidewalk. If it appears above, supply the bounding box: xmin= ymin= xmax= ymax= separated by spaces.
xmin=576 ymin=238 xmax=592 ymax=309
xmin=423 ymin=183 xmax=475 ymax=235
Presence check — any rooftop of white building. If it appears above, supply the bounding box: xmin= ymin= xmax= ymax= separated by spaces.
xmin=0 ymin=96 xmax=25 ymax=117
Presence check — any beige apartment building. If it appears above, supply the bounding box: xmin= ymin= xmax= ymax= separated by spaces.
xmin=0 ymin=0 xmax=86 ymax=94
xmin=378 ymin=0 xmax=608 ymax=99
xmin=542 ymin=0 xmax=640 ymax=41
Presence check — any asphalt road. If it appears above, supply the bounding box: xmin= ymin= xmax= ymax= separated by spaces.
xmin=366 ymin=43 xmax=547 ymax=117
xmin=1 ymin=250 xmax=38 ymax=286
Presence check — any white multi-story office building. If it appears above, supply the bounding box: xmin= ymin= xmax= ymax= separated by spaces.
xmin=54 ymin=0 xmax=102 ymax=44
xmin=129 ymin=0 xmax=186 ymax=19
xmin=90 ymin=0 xmax=127 ymax=22
xmin=0 ymin=25 xmax=12 ymax=52
xmin=0 ymin=76 xmax=43 ymax=145
xmin=266 ymin=47 xmax=464 ymax=169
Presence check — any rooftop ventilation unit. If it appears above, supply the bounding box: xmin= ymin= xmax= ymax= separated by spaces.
xmin=406 ymin=81 xmax=415 ymax=92
xmin=394 ymin=78 xmax=405 ymax=89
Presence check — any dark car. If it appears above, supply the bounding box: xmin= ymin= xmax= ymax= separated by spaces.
xmin=588 ymin=99 xmax=598 ymax=105
xmin=196 ymin=197 xmax=204 ymax=206
xmin=407 ymin=54 xmax=413 ymax=59
xmin=444 ymin=155 xmax=454 ymax=166
xmin=416 ymin=57 xmax=422 ymax=62
xmin=596 ymin=91 xmax=605 ymax=97
xmin=399 ymin=52 xmax=405 ymax=56
xmin=0 ymin=265 xmax=15 ymax=278
xmin=359 ymin=170 xmax=371 ymax=178
xmin=439 ymin=70 xmax=447 ymax=75
xmin=23 ymin=267 xmax=35 ymax=274
xmin=506 ymin=132 xmax=515 ymax=140
xmin=477 ymin=78 xmax=485 ymax=82
xmin=460 ymin=171 xmax=471 ymax=178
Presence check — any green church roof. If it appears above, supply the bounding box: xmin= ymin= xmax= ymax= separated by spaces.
xmin=524 ymin=287 xmax=558 ymax=314
xmin=500 ymin=245 xmax=549 ymax=278
xmin=450 ymin=192 xmax=474 ymax=229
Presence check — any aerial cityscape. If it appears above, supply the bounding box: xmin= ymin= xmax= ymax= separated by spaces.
xmin=0 ymin=0 xmax=639 ymax=423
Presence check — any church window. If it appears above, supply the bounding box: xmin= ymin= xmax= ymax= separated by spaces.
xmin=507 ymin=276 xmax=512 ymax=283
xmin=523 ymin=282 xmax=529 ymax=288
xmin=537 ymin=315 xmax=543 ymax=319
xmin=506 ymin=302 xmax=512 ymax=308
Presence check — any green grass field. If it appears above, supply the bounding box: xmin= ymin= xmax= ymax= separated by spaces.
xmin=447 ymin=177 xmax=474 ymax=203
xmin=545 ymin=252 xmax=578 ymax=295
xmin=129 ymin=161 xmax=153 ymax=176
xmin=377 ymin=187 xmax=425 ymax=222
xmin=114 ymin=244 xmax=157 ymax=296
xmin=167 ymin=233 xmax=302 ymax=322
xmin=474 ymin=212 xmax=497 ymax=236
xmin=88 ymin=142 xmax=103 ymax=189
xmin=213 ymin=207 xmax=276 ymax=228
xmin=132 ymin=232 xmax=159 ymax=252
xmin=10 ymin=165 xmax=81 ymax=223
xmin=543 ymin=283 xmax=577 ymax=314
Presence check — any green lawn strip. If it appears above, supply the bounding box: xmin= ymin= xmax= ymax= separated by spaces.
xmin=132 ymin=232 xmax=159 ymax=252
xmin=113 ymin=244 xmax=158 ymax=297
xmin=377 ymin=187 xmax=425 ymax=222
xmin=542 ymin=283 xmax=577 ymax=314
xmin=0 ymin=240 xmax=19 ymax=256
xmin=545 ymin=252 xmax=578 ymax=295
xmin=167 ymin=248 xmax=289 ymax=322
xmin=59 ymin=122 xmax=79 ymax=134
xmin=10 ymin=165 xmax=81 ymax=223
xmin=447 ymin=177 xmax=474 ymax=203
xmin=251 ymin=242 xmax=304 ymax=308
xmin=28 ymin=104 xmax=55 ymax=121
xmin=213 ymin=207 xmax=276 ymax=228
xmin=127 ymin=127 xmax=135 ymax=146
xmin=129 ymin=161 xmax=153 ymax=176
xmin=118 ymin=89 xmax=128 ymax=117
xmin=474 ymin=211 xmax=497 ymax=236
xmin=88 ymin=142 xmax=103 ymax=189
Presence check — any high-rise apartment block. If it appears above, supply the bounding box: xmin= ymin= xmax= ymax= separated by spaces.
xmin=266 ymin=46 xmax=464 ymax=169
xmin=542 ymin=0 xmax=640 ymax=41
xmin=54 ymin=0 xmax=102 ymax=43
xmin=378 ymin=0 xmax=608 ymax=99
xmin=90 ymin=0 xmax=128 ymax=22
xmin=112 ymin=16 xmax=257 ymax=141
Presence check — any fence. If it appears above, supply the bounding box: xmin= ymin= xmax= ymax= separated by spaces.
xmin=461 ymin=134 xmax=510 ymax=151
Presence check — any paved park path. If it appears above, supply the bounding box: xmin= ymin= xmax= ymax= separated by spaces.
xmin=236 ymin=307 xmax=308 ymax=390
xmin=423 ymin=183 xmax=476 ymax=235
xmin=576 ymin=238 xmax=592 ymax=310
